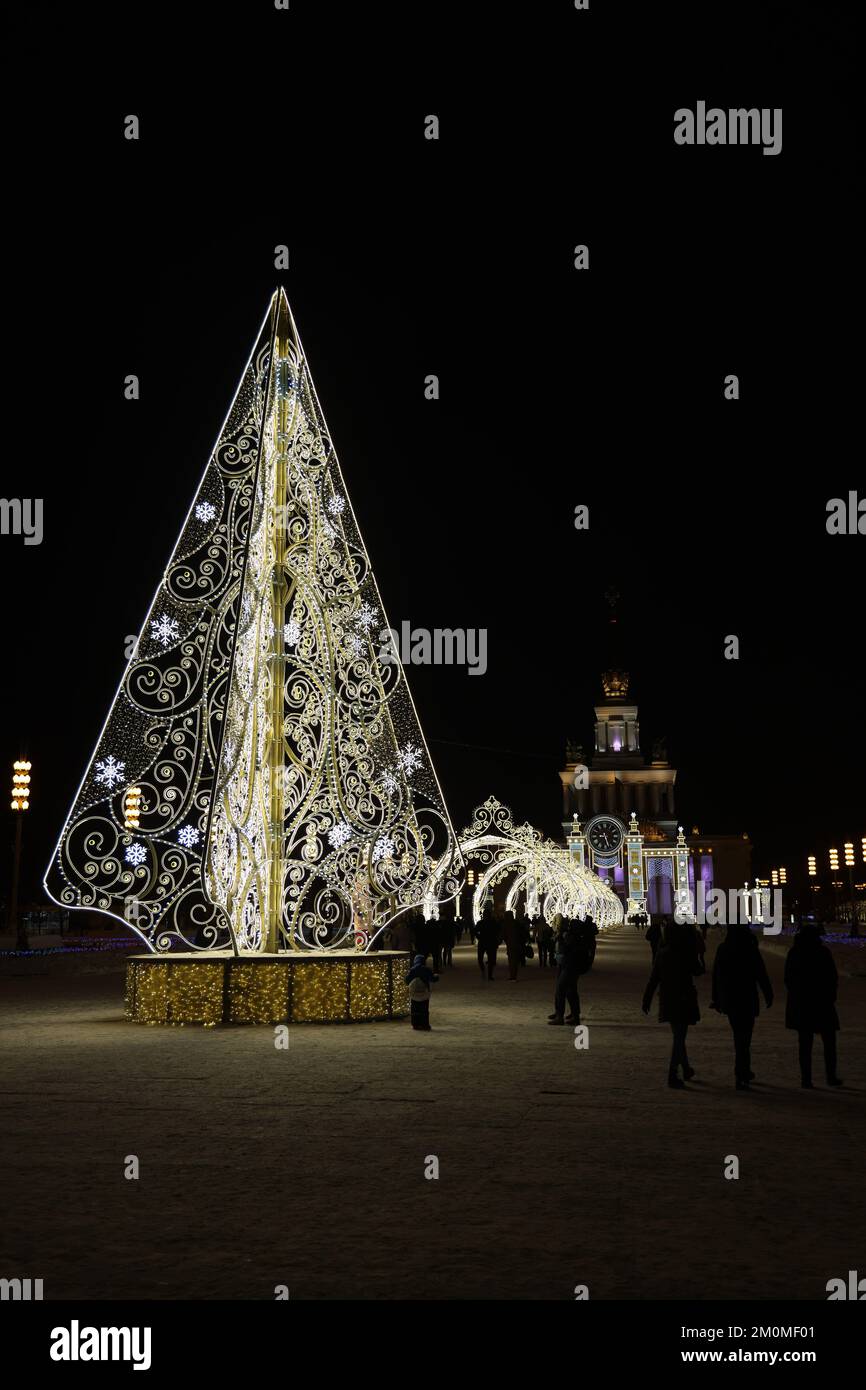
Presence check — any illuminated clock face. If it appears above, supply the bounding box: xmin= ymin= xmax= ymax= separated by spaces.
xmin=586 ymin=816 xmax=624 ymax=855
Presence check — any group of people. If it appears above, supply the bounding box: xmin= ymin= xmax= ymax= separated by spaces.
xmin=405 ymin=902 xmax=601 ymax=1031
xmin=473 ymin=901 xmax=598 ymax=984
xmin=641 ymin=919 xmax=843 ymax=1090
xmin=399 ymin=895 xmax=846 ymax=1093
xmin=382 ymin=912 xmax=464 ymax=971
xmin=473 ymin=900 xmax=535 ymax=981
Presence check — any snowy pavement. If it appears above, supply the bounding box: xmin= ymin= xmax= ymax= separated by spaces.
xmin=0 ymin=928 xmax=862 ymax=1300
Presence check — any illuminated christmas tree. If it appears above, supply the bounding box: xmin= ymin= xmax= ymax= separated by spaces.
xmin=46 ymin=290 xmax=461 ymax=954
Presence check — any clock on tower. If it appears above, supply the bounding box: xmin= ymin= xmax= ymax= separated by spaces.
xmin=584 ymin=813 xmax=625 ymax=867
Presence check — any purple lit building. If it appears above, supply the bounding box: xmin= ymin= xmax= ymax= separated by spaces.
xmin=559 ymin=665 xmax=751 ymax=919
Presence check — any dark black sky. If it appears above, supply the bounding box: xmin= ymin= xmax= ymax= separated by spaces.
xmin=4 ymin=2 xmax=862 ymax=906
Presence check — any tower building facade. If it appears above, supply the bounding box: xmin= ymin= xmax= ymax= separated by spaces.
xmin=559 ymin=644 xmax=751 ymax=919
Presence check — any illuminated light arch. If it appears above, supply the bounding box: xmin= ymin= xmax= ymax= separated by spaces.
xmin=429 ymin=796 xmax=623 ymax=930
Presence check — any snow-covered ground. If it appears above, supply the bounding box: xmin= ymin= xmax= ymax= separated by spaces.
xmin=0 ymin=929 xmax=862 ymax=1300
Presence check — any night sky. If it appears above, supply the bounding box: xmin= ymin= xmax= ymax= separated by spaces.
xmin=3 ymin=3 xmax=861 ymax=907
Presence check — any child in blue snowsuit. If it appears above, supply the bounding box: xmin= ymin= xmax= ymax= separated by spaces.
xmin=405 ymin=953 xmax=438 ymax=1031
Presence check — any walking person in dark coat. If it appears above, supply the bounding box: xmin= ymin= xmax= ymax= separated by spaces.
xmin=692 ymin=922 xmax=707 ymax=972
xmin=427 ymin=921 xmax=443 ymax=973
xmin=548 ymin=915 xmax=576 ymax=1024
xmin=440 ymin=918 xmax=455 ymax=968
xmin=578 ymin=915 xmax=599 ymax=968
xmin=503 ymin=910 xmax=525 ymax=981
xmin=642 ymin=921 xmax=703 ymax=1087
xmin=548 ymin=916 xmax=593 ymax=1025
xmin=784 ymin=924 xmax=842 ymax=1088
xmin=646 ymin=918 xmax=662 ymax=960
xmin=711 ymin=924 xmax=773 ymax=1089
xmin=405 ymin=953 xmax=438 ymax=1031
xmin=408 ymin=908 xmax=427 ymax=961
xmin=477 ymin=900 xmax=500 ymax=980
xmin=536 ymin=918 xmax=554 ymax=967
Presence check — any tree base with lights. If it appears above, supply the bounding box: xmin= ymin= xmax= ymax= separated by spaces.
xmin=125 ymin=949 xmax=412 ymax=1025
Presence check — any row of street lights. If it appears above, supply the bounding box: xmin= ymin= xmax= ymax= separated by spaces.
xmin=9 ymin=759 xmax=33 ymax=950
xmin=805 ymin=839 xmax=865 ymax=934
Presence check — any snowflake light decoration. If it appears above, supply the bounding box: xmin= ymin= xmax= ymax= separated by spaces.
xmin=328 ymin=493 xmax=346 ymax=517
xmin=195 ymin=501 xmax=217 ymax=522
xmin=398 ymin=743 xmax=423 ymax=777
xmin=177 ymin=824 xmax=200 ymax=849
xmin=284 ymin=618 xmax=301 ymax=647
xmin=95 ymin=755 xmax=126 ymax=789
xmin=125 ymin=843 xmax=147 ymax=866
xmin=356 ymin=602 xmax=379 ymax=631
xmin=328 ymin=821 xmax=353 ymax=850
xmin=373 ymin=835 xmax=395 ymax=862
xmin=151 ymin=615 xmax=180 ymax=647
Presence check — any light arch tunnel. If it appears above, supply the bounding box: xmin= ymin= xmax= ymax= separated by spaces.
xmin=424 ymin=834 xmax=623 ymax=930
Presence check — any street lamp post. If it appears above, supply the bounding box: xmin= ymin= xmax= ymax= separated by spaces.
xmin=828 ymin=848 xmax=840 ymax=926
xmin=10 ymin=759 xmax=32 ymax=952
xmin=844 ymin=843 xmax=858 ymax=937
xmin=807 ymin=855 xmax=817 ymax=923
xmin=778 ymin=867 xmax=788 ymax=928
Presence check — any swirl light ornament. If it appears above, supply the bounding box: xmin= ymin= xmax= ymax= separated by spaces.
xmin=442 ymin=796 xmax=623 ymax=930
xmin=46 ymin=290 xmax=462 ymax=955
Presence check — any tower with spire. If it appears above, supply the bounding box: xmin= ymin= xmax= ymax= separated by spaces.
xmin=559 ymin=587 xmax=751 ymax=918
xmin=560 ymin=587 xmax=677 ymax=831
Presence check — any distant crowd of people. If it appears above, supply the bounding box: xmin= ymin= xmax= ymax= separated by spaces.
xmin=401 ymin=902 xmax=599 ymax=1030
xmin=399 ymin=905 xmax=844 ymax=1091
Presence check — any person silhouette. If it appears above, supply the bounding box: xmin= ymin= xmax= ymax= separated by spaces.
xmin=440 ymin=918 xmax=455 ymax=968
xmin=503 ymin=909 xmax=525 ymax=981
xmin=536 ymin=918 xmax=554 ymax=967
xmin=711 ymin=923 xmax=773 ymax=1089
xmin=784 ymin=923 xmax=842 ymax=1088
xmin=646 ymin=917 xmax=662 ymax=960
xmin=477 ymin=900 xmax=500 ymax=981
xmin=548 ymin=916 xmax=593 ymax=1025
xmin=642 ymin=921 xmax=704 ymax=1087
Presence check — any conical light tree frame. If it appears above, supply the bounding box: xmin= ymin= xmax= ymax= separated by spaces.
xmin=46 ymin=290 xmax=463 ymax=953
